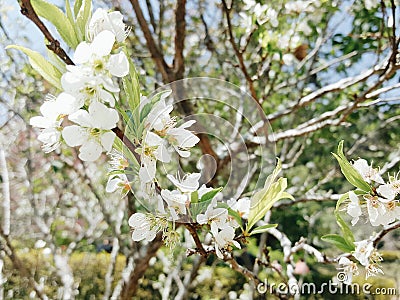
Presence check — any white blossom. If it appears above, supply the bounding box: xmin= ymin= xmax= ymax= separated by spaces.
xmin=165 ymin=120 xmax=200 ymax=157
xmin=73 ymin=30 xmax=128 ymax=77
xmin=128 ymin=213 xmax=157 ymax=242
xmin=365 ymin=195 xmax=387 ymax=226
xmin=106 ymin=173 xmax=130 ymax=196
xmin=352 ymin=158 xmax=384 ymax=184
xmin=353 ymin=239 xmax=374 ymax=266
xmin=365 ymin=263 xmax=384 ymax=279
xmin=382 ymin=200 xmax=400 ymax=225
xmin=211 ymin=222 xmax=240 ymax=259
xmin=167 ymin=172 xmax=201 ymax=193
xmin=346 ymin=191 xmax=362 ymax=226
xmin=377 ymin=175 xmax=400 ymax=202
xmin=139 ymin=132 xmax=171 ymax=183
xmin=337 ymin=257 xmax=358 ymax=284
xmin=88 ymin=8 xmax=130 ymax=43
xmin=30 ymin=93 xmax=82 ymax=152
xmin=62 ymin=71 xmax=119 ymax=107
xmin=161 ymin=189 xmax=188 ymax=221
xmin=62 ymin=101 xmax=118 ymax=161
xmin=364 ymin=0 xmax=379 ymax=10
xmin=145 ymin=96 xmax=173 ymax=131
xmin=232 ymin=197 xmax=251 ymax=219
xmin=197 ymin=198 xmax=228 ymax=228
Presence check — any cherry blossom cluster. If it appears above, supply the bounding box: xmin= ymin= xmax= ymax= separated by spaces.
xmin=338 ymin=238 xmax=383 ymax=284
xmin=122 ymin=93 xmax=251 ymax=256
xmin=30 ymin=8 xmax=129 ymax=161
xmin=346 ymin=159 xmax=400 ymax=227
xmin=27 ymin=4 xmax=251 ymax=257
xmin=335 ymin=158 xmax=400 ymax=283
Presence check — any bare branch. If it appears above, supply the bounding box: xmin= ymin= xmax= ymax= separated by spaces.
xmin=129 ymin=0 xmax=170 ymax=81
xmin=173 ymin=0 xmax=186 ymax=78
xmin=120 ymin=233 xmax=164 ymax=300
xmin=373 ymin=221 xmax=400 ymax=247
xmin=221 ymin=0 xmax=258 ymax=101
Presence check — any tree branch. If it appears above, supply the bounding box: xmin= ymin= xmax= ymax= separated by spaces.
xmin=373 ymin=221 xmax=400 ymax=247
xmin=221 ymin=0 xmax=258 ymax=101
xmin=129 ymin=0 xmax=170 ymax=82
xmin=184 ymin=223 xmax=208 ymax=257
xmin=120 ymin=233 xmax=164 ymax=300
xmin=173 ymin=0 xmax=186 ymax=78
xmin=19 ymin=0 xmax=74 ymax=65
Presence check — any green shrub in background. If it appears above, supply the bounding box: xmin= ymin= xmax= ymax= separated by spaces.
xmin=2 ymin=248 xmax=399 ymax=299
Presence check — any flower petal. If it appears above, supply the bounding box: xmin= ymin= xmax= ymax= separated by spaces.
xmin=89 ymin=101 xmax=119 ymax=129
xmin=78 ymin=140 xmax=103 ymax=161
xmin=91 ymin=30 xmax=115 ymax=57
xmin=108 ymin=52 xmax=129 ymax=77
xmin=62 ymin=125 xmax=87 ymax=147
xmin=74 ymin=42 xmax=92 ymax=64
xmin=100 ymin=131 xmax=116 ymax=152
xmin=68 ymin=109 xmax=93 ymax=128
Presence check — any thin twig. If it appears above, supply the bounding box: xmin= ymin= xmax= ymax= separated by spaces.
xmin=221 ymin=0 xmax=258 ymax=101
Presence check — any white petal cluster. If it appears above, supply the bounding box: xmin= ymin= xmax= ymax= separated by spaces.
xmin=197 ymin=198 xmax=241 ymax=259
xmin=352 ymin=159 xmax=384 ymax=184
xmin=31 ymin=10 xmax=130 ymax=161
xmin=62 ymin=30 xmax=128 ymax=107
xmin=227 ymin=197 xmax=251 ymax=219
xmin=345 ymin=162 xmax=400 ymax=227
xmin=139 ymin=95 xmax=200 ymax=184
xmin=161 ymin=173 xmax=201 ymax=221
xmin=128 ymin=213 xmax=158 ymax=242
xmin=106 ymin=173 xmax=130 ymax=196
xmin=353 ymin=238 xmax=383 ymax=279
xmin=30 ymin=93 xmax=82 ymax=152
xmin=337 ymin=237 xmax=383 ymax=284
xmin=88 ymin=8 xmax=130 ymax=43
xmin=62 ymin=101 xmax=119 ymax=161
xmin=337 ymin=257 xmax=358 ymax=285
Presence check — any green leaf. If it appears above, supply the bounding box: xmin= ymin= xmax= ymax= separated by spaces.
xmin=140 ymin=103 xmax=152 ymax=123
xmin=200 ymin=187 xmax=223 ymax=203
xmin=249 ymin=224 xmax=278 ymax=236
xmin=65 ymin=0 xmax=74 ymax=24
xmin=335 ymin=192 xmax=350 ymax=211
xmin=31 ymin=0 xmax=79 ymax=48
xmin=190 ymin=190 xmax=199 ymax=203
xmin=321 ymin=234 xmax=355 ymax=252
xmin=76 ymin=0 xmax=92 ymax=42
xmin=73 ymin=0 xmax=83 ymax=17
xmin=121 ymin=48 xmax=141 ymax=111
xmin=332 ymin=141 xmax=371 ymax=193
xmin=246 ymin=160 xmax=293 ymax=232
xmin=6 ymin=45 xmax=62 ymax=90
xmin=335 ymin=211 xmax=355 ymax=248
